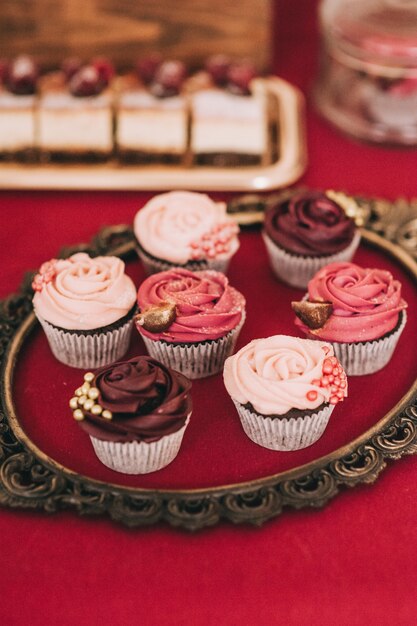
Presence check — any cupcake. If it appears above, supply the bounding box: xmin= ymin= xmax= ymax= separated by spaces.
xmin=32 ymin=253 xmax=137 ymax=368
xmin=133 ymin=190 xmax=239 ymax=275
xmin=223 ymin=335 xmax=347 ymax=451
xmin=135 ymin=267 xmax=246 ymax=379
xmin=292 ymin=261 xmax=408 ymax=375
xmin=70 ymin=356 xmax=192 ymax=474
xmin=263 ymin=189 xmax=361 ymax=289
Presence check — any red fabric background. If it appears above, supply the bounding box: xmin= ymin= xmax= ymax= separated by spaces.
xmin=1 ymin=2 xmax=417 ymax=624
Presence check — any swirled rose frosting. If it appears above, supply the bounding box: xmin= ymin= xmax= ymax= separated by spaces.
xmin=295 ymin=262 xmax=407 ymax=343
xmin=136 ymin=268 xmax=245 ymax=343
xmin=76 ymin=357 xmax=192 ymax=443
xmin=223 ymin=335 xmax=347 ymax=416
xmin=33 ymin=252 xmax=137 ymax=330
xmin=133 ymin=191 xmax=239 ymax=264
xmin=264 ymin=191 xmax=356 ymax=257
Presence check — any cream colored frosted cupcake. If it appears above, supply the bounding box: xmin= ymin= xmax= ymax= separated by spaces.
xmin=32 ymin=253 xmax=137 ymax=368
xmin=223 ymin=335 xmax=347 ymax=451
xmin=133 ymin=190 xmax=240 ymax=274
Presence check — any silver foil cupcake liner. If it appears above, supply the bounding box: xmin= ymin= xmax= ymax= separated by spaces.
xmin=234 ymin=400 xmax=335 ymax=451
xmin=90 ymin=416 xmax=190 ymax=474
xmin=37 ymin=314 xmax=134 ymax=369
xmin=135 ymin=244 xmax=231 ymax=276
xmin=140 ymin=313 xmax=245 ymax=379
xmin=331 ymin=309 xmax=407 ymax=376
xmin=262 ymin=230 xmax=361 ymax=289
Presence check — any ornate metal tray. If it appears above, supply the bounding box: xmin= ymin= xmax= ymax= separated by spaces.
xmin=1 ymin=195 xmax=417 ymax=531
xmin=0 ymin=77 xmax=306 ymax=193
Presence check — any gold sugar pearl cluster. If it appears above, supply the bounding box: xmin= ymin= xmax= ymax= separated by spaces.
xmin=69 ymin=372 xmax=113 ymax=422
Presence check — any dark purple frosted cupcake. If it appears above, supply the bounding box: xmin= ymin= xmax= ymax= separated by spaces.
xmin=262 ymin=190 xmax=360 ymax=288
xmin=70 ymin=356 xmax=192 ymax=474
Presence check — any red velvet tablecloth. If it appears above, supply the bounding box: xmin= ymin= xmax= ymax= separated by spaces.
xmin=1 ymin=2 xmax=417 ymax=624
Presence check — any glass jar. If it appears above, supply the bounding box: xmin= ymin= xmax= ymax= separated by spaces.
xmin=314 ymin=0 xmax=417 ymax=145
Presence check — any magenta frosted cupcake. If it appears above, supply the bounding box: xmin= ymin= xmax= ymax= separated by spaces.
xmin=293 ymin=261 xmax=408 ymax=375
xmin=135 ymin=267 xmax=246 ymax=379
xmin=133 ymin=190 xmax=240 ymax=275
xmin=263 ymin=190 xmax=360 ymax=288
xmin=32 ymin=253 xmax=137 ymax=368
xmin=223 ymin=335 xmax=347 ymax=451
xmin=70 ymin=356 xmax=192 ymax=474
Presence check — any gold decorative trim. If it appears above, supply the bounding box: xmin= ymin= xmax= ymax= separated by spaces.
xmin=0 ymin=203 xmax=417 ymax=530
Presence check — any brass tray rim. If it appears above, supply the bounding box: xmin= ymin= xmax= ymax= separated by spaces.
xmin=1 ymin=222 xmax=417 ymax=529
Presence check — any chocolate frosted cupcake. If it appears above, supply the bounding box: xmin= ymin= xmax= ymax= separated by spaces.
xmin=133 ymin=190 xmax=240 ymax=275
xmin=223 ymin=335 xmax=347 ymax=451
xmin=135 ymin=267 xmax=246 ymax=379
xmin=70 ymin=356 xmax=192 ymax=474
xmin=293 ymin=261 xmax=408 ymax=375
xmin=263 ymin=190 xmax=360 ymax=288
xmin=33 ymin=253 xmax=137 ymax=368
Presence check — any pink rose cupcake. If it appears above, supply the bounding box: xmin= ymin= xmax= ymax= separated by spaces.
xmin=32 ymin=253 xmax=137 ymax=368
xmin=263 ymin=190 xmax=360 ymax=288
xmin=223 ymin=335 xmax=347 ymax=451
xmin=70 ymin=356 xmax=192 ymax=474
xmin=293 ymin=261 xmax=408 ymax=375
xmin=133 ymin=190 xmax=239 ymax=275
xmin=135 ymin=267 xmax=246 ymax=379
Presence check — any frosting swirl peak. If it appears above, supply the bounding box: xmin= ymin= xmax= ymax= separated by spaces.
xmin=136 ymin=268 xmax=245 ymax=343
xmin=264 ymin=190 xmax=357 ymax=257
xmin=33 ymin=252 xmax=137 ymax=330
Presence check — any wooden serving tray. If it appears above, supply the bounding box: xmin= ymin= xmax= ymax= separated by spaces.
xmin=0 ymin=77 xmax=307 ymax=192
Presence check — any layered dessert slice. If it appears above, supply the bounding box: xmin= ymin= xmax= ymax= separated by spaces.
xmin=38 ymin=58 xmax=114 ymax=161
xmin=190 ymin=57 xmax=269 ymax=166
xmin=115 ymin=59 xmax=189 ymax=164
xmin=0 ymin=56 xmax=38 ymax=161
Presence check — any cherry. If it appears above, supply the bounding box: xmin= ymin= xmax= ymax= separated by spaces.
xmin=0 ymin=59 xmax=9 ymax=84
xmin=136 ymin=54 xmax=162 ymax=84
xmin=62 ymin=57 xmax=83 ymax=81
xmin=227 ymin=60 xmax=257 ymax=95
xmin=92 ymin=57 xmax=114 ymax=86
xmin=150 ymin=60 xmax=187 ymax=97
xmin=7 ymin=55 xmax=38 ymax=95
xmin=69 ymin=65 xmax=102 ymax=97
xmin=205 ymin=54 xmax=231 ymax=86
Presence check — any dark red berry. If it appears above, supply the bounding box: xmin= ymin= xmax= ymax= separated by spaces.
xmin=62 ymin=57 xmax=83 ymax=81
xmin=92 ymin=57 xmax=114 ymax=86
xmin=205 ymin=54 xmax=231 ymax=86
xmin=227 ymin=60 xmax=257 ymax=95
xmin=69 ymin=65 xmax=102 ymax=97
xmin=7 ymin=55 xmax=38 ymax=95
xmin=151 ymin=60 xmax=187 ymax=97
xmin=136 ymin=54 xmax=162 ymax=84
xmin=0 ymin=59 xmax=9 ymax=84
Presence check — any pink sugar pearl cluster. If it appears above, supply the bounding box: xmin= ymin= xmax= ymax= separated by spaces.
xmin=189 ymin=223 xmax=238 ymax=260
xmin=306 ymin=353 xmax=347 ymax=406
xmin=32 ymin=259 xmax=58 ymax=292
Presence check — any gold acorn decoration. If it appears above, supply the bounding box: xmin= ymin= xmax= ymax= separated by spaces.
xmin=292 ymin=300 xmax=333 ymax=330
xmin=136 ymin=302 xmax=177 ymax=333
